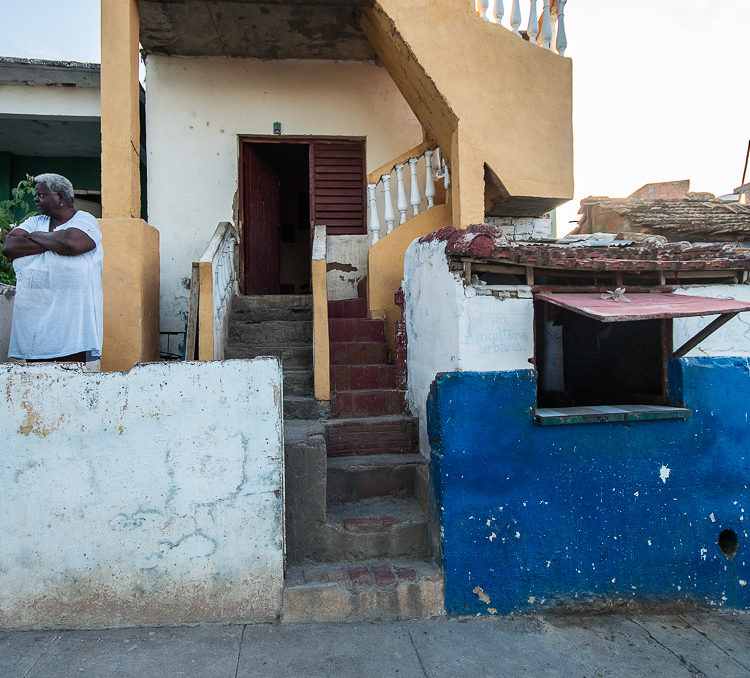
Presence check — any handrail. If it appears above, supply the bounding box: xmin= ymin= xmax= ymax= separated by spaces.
xmin=367 ymin=140 xmax=433 ymax=186
xmin=196 ymin=221 xmax=239 ymax=360
xmin=311 ymin=225 xmax=330 ymax=401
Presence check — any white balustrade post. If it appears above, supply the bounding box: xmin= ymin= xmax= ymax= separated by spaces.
xmin=527 ymin=0 xmax=538 ymax=45
xmin=367 ymin=183 xmax=381 ymax=244
xmin=510 ymin=0 xmax=522 ymax=33
xmin=541 ymin=0 xmax=553 ymax=49
xmin=443 ymin=161 xmax=451 ymax=191
xmin=408 ymin=158 xmax=422 ymax=216
xmin=478 ymin=0 xmax=489 ymax=19
xmin=556 ymin=0 xmax=567 ymax=55
xmin=395 ymin=163 xmax=408 ymax=224
xmin=493 ymin=0 xmax=504 ymax=24
xmin=382 ymin=173 xmax=396 ymax=234
xmin=424 ymin=150 xmax=436 ymax=208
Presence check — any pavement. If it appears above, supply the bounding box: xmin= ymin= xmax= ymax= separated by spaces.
xmin=2 ymin=613 xmax=749 ymax=678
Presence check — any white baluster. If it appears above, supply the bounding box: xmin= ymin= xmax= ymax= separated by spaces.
xmin=478 ymin=0 xmax=489 ymax=19
xmin=556 ymin=0 xmax=567 ymax=55
xmin=527 ymin=0 xmax=538 ymax=46
xmin=510 ymin=0 xmax=522 ymax=33
xmin=408 ymin=158 xmax=421 ymax=216
xmin=424 ymin=150 xmax=436 ymax=209
xmin=382 ymin=173 xmax=396 ymax=234
xmin=443 ymin=161 xmax=451 ymax=191
xmin=395 ymin=163 xmax=408 ymax=224
xmin=367 ymin=183 xmax=381 ymax=244
xmin=493 ymin=0 xmax=504 ymax=24
xmin=541 ymin=0 xmax=553 ymax=49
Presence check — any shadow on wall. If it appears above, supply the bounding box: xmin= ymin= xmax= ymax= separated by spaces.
xmin=427 ymin=358 xmax=750 ymax=616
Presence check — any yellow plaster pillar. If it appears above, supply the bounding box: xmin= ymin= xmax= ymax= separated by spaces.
xmin=99 ymin=0 xmax=160 ymax=370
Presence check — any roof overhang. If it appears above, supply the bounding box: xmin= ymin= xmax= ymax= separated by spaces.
xmin=535 ymin=291 xmax=750 ymax=358
xmin=139 ymin=0 xmax=376 ymax=60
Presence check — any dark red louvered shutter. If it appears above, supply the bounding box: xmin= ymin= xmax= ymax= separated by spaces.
xmin=310 ymin=139 xmax=366 ymax=235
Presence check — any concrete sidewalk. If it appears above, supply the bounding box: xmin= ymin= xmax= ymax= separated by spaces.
xmin=2 ymin=613 xmax=749 ymax=677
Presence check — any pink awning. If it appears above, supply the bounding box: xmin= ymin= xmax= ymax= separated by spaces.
xmin=534 ymin=292 xmax=750 ymax=322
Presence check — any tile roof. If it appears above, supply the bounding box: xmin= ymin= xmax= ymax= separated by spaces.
xmin=419 ymin=224 xmax=750 ymax=272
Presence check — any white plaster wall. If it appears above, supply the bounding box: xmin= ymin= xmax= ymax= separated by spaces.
xmin=326 ymin=234 xmax=369 ymax=300
xmin=0 ymin=84 xmax=100 ymax=118
xmin=145 ymin=56 xmax=423 ymax=331
xmin=0 ymin=284 xmax=14 ymax=360
xmin=0 ymin=358 xmax=284 ymax=629
xmin=673 ymin=284 xmax=750 ymax=357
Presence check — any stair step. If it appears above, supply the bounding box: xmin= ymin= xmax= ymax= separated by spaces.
xmin=330 ymin=364 xmax=398 ymax=390
xmin=329 ymin=318 xmax=385 ymax=342
xmin=321 ymin=496 xmax=428 ymax=560
xmin=233 ymin=294 xmax=311 ymax=310
xmin=232 ymin=306 xmax=312 ymax=322
xmin=225 ymin=343 xmax=312 ymax=367
xmin=283 ymin=368 xmax=313 ymax=396
xmin=330 ymin=342 xmax=388 ymax=365
xmin=328 ymin=297 xmax=367 ymax=319
xmin=333 ymin=389 xmax=406 ymax=418
xmin=326 ymin=415 xmax=417 ymax=457
xmin=327 ymin=453 xmax=425 ymax=504
xmin=284 ymin=395 xmax=330 ymax=420
xmin=283 ymin=558 xmax=443 ymax=623
xmin=229 ymin=319 xmax=312 ymax=344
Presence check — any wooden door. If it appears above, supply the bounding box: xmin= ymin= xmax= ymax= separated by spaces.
xmin=242 ymin=145 xmax=281 ymax=294
xmin=310 ymin=140 xmax=366 ymax=235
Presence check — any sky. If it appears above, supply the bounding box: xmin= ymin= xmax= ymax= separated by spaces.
xmin=1 ymin=0 xmax=748 ymax=235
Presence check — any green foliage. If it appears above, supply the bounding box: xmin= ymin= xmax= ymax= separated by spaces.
xmin=0 ymin=175 xmax=38 ymax=285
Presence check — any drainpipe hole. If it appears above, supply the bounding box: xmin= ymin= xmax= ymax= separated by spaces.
xmin=718 ymin=529 xmax=739 ymax=558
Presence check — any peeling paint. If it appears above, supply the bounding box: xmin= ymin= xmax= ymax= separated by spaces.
xmin=659 ymin=465 xmax=671 ymax=483
xmin=473 ymin=586 xmax=490 ymax=604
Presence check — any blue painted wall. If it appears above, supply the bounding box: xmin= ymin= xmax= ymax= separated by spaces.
xmin=427 ymin=357 xmax=750 ymax=615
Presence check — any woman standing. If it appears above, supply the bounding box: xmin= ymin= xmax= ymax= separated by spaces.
xmin=1 ymin=173 xmax=103 ymax=363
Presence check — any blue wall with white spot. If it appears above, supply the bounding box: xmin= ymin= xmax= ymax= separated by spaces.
xmin=427 ymin=357 xmax=750 ymax=615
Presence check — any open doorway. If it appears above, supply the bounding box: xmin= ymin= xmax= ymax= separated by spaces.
xmin=239 ymin=137 xmax=366 ymax=296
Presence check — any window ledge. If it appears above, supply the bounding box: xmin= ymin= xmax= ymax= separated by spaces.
xmin=535 ymin=404 xmax=692 ymax=426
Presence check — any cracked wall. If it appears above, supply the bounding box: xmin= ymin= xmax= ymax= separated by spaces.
xmin=0 ymin=358 xmax=284 ymax=629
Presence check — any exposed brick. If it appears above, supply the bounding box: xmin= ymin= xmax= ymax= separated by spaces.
xmin=395 ymin=567 xmax=417 ymax=580
xmin=381 ymin=516 xmax=402 ymax=527
xmin=303 ymin=568 xmax=329 ymax=584
xmin=348 ymin=567 xmax=373 ymax=585
xmin=372 ymin=564 xmax=396 ymax=585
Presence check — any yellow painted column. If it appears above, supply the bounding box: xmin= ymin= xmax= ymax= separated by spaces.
xmin=101 ymin=0 xmax=141 ymax=218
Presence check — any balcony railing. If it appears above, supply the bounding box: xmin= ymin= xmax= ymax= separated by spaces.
xmin=476 ymin=0 xmax=568 ymax=56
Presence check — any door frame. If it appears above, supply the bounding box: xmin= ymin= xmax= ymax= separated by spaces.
xmin=237 ymin=135 xmax=366 ymax=294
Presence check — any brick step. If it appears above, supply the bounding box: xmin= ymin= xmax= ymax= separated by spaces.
xmin=232 ymin=306 xmax=312 ymax=322
xmin=330 ymin=342 xmax=388 ymax=365
xmin=328 ymin=318 xmax=384 ymax=343
xmin=284 ymin=395 xmax=330 ymax=420
xmin=331 ymin=364 xmax=398 ymax=390
xmin=233 ymin=294 xmax=311 ymax=311
xmin=229 ymin=319 xmax=312 ymax=344
xmin=225 ymin=343 xmax=312 ymax=368
xmin=282 ymin=558 xmax=443 ymax=622
xmin=283 ymin=368 xmax=313 ymax=396
xmin=326 ymin=415 xmax=417 ymax=457
xmin=328 ymin=297 xmax=367 ymax=319
xmin=332 ymin=389 xmax=406 ymax=418
xmin=320 ymin=496 xmax=427 ymax=561
xmin=327 ymin=453 xmax=425 ymax=505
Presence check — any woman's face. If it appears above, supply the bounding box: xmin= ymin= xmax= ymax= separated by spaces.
xmin=34 ymin=183 xmax=61 ymax=216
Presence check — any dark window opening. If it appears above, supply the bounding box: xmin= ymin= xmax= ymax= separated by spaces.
xmin=535 ymin=300 xmax=668 ymax=409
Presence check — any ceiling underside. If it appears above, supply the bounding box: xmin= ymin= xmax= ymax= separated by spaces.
xmin=139 ymin=0 xmax=376 ymax=60
xmin=0 ymin=116 xmax=100 ymax=158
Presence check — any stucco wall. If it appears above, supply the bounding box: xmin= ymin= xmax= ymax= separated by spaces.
xmin=145 ymin=55 xmax=423 ymax=332
xmin=427 ymin=360 xmax=750 ymax=615
xmin=0 ymin=84 xmax=100 ymax=118
xmin=0 ymin=283 xmax=14 ymax=360
xmin=0 ymin=359 xmax=284 ymax=629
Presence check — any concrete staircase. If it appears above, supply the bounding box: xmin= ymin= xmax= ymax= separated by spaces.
xmin=226 ymin=294 xmax=442 ymax=622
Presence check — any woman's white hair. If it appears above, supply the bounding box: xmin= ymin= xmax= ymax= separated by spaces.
xmin=35 ymin=173 xmax=75 ymax=205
